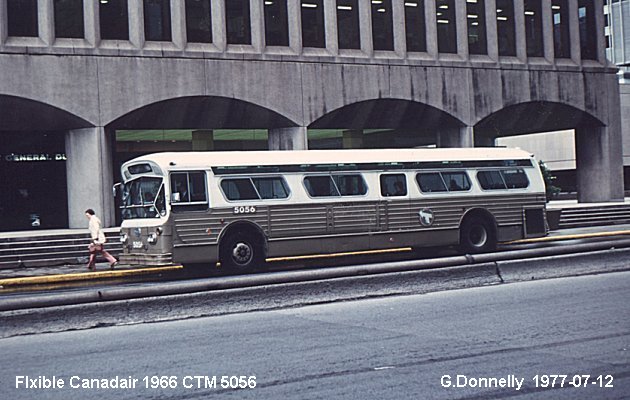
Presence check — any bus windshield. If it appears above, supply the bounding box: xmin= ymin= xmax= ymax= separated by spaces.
xmin=120 ymin=176 xmax=166 ymax=219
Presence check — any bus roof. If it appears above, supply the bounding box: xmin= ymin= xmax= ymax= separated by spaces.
xmin=124 ymin=148 xmax=535 ymax=171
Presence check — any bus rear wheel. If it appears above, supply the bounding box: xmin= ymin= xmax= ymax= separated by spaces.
xmin=460 ymin=217 xmax=496 ymax=254
xmin=220 ymin=233 xmax=266 ymax=272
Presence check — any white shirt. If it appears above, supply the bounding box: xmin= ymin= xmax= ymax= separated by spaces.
xmin=88 ymin=216 xmax=107 ymax=244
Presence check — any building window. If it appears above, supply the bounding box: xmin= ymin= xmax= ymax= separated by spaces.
xmin=551 ymin=0 xmax=570 ymax=58
xmin=467 ymin=0 xmax=487 ymax=55
xmin=405 ymin=0 xmax=426 ymax=52
xmin=264 ymin=0 xmax=289 ymax=46
xmin=302 ymin=0 xmax=326 ymax=48
xmin=54 ymin=0 xmax=84 ymax=39
xmin=7 ymin=0 xmax=38 ymax=37
xmin=100 ymin=0 xmax=129 ymax=41
xmin=524 ymin=0 xmax=543 ymax=57
xmin=372 ymin=0 xmax=394 ymax=51
xmin=337 ymin=0 xmax=360 ymax=50
xmin=186 ymin=0 xmax=212 ymax=43
xmin=436 ymin=0 xmax=457 ymax=54
xmin=226 ymin=0 xmax=252 ymax=45
xmin=496 ymin=0 xmax=516 ymax=56
xmin=578 ymin=0 xmax=597 ymax=60
xmin=144 ymin=0 xmax=172 ymax=42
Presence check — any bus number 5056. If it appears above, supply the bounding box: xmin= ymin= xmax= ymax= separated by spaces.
xmin=234 ymin=206 xmax=256 ymax=215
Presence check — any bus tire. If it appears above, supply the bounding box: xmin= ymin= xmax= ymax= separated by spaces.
xmin=459 ymin=217 xmax=496 ymax=254
xmin=219 ymin=232 xmax=266 ymax=272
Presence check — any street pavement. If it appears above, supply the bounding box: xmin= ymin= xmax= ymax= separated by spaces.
xmin=1 ymin=270 xmax=628 ymax=399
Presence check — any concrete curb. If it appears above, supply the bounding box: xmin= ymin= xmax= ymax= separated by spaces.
xmin=0 ymin=265 xmax=183 ymax=287
xmin=1 ymin=239 xmax=630 ymax=312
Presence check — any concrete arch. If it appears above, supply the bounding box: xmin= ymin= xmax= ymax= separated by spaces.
xmin=0 ymin=95 xmax=94 ymax=131
xmin=307 ymin=98 xmax=469 ymax=148
xmin=474 ymin=101 xmax=623 ymax=203
xmin=308 ymin=98 xmax=465 ymax=130
xmin=105 ymin=95 xmax=300 ymax=130
xmin=474 ymin=101 xmax=605 ymax=143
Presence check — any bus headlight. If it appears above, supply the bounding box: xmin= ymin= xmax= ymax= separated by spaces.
xmin=120 ymin=233 xmax=128 ymax=244
xmin=147 ymin=232 xmax=158 ymax=244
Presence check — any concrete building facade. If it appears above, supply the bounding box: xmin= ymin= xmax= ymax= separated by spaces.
xmin=0 ymin=0 xmax=624 ymax=231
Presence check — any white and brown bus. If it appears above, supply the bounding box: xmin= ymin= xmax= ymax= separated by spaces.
xmin=116 ymin=148 xmax=548 ymax=270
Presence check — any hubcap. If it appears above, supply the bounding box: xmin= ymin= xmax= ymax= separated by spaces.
xmin=469 ymin=225 xmax=488 ymax=247
xmin=232 ymin=242 xmax=252 ymax=265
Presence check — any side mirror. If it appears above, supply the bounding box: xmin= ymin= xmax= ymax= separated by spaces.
xmin=113 ymin=183 xmax=121 ymax=197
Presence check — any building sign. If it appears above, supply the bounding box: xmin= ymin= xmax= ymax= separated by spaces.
xmin=3 ymin=153 xmax=67 ymax=162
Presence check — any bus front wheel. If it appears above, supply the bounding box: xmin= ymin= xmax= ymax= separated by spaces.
xmin=460 ymin=217 xmax=496 ymax=254
xmin=220 ymin=233 xmax=266 ymax=272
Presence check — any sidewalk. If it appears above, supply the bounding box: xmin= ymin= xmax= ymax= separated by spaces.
xmin=1 ymin=223 xmax=630 ymax=289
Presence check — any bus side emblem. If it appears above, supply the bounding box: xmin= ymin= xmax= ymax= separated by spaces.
xmin=418 ymin=208 xmax=435 ymax=227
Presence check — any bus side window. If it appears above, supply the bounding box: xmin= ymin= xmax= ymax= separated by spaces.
xmin=171 ymin=173 xmax=189 ymax=202
xmin=333 ymin=174 xmax=367 ymax=196
xmin=220 ymin=179 xmax=259 ymax=200
xmin=252 ymin=177 xmax=290 ymax=199
xmin=416 ymin=173 xmax=447 ymax=193
xmin=380 ymin=174 xmax=407 ymax=196
xmin=441 ymin=171 xmax=471 ymax=191
xmin=170 ymin=172 xmax=208 ymax=210
xmin=501 ymin=169 xmax=529 ymax=189
xmin=304 ymin=176 xmax=340 ymax=197
xmin=477 ymin=170 xmax=507 ymax=190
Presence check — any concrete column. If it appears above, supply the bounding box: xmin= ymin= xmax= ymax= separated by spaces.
xmin=250 ymin=0 xmax=264 ymax=51
xmin=514 ymin=0 xmax=527 ymax=62
xmin=287 ymin=0 xmax=302 ymax=52
xmin=575 ymin=126 xmax=624 ymax=202
xmin=593 ymin=0 xmax=606 ymax=64
xmin=359 ymin=0 xmax=373 ymax=56
xmin=128 ymin=0 xmax=144 ymax=48
xmin=392 ymin=0 xmax=406 ymax=56
xmin=84 ymin=0 xmax=98 ymax=46
xmin=211 ymin=0 xmax=226 ymax=51
xmin=268 ymin=127 xmax=308 ymax=150
xmin=342 ymin=130 xmax=364 ymax=149
xmin=192 ymin=130 xmax=215 ymax=151
xmin=0 ymin=0 xmax=8 ymax=44
xmin=171 ymin=0 xmax=186 ymax=49
xmin=65 ymin=127 xmax=116 ymax=228
xmin=455 ymin=0 xmax=469 ymax=57
xmin=40 ymin=0 xmax=54 ymax=45
xmin=437 ymin=126 xmax=474 ymax=148
xmin=324 ymin=0 xmax=338 ymax=53
xmin=568 ymin=0 xmax=581 ymax=62
xmin=425 ymin=0 xmax=438 ymax=58
xmin=485 ymin=0 xmax=499 ymax=61
xmin=541 ymin=0 xmax=554 ymax=62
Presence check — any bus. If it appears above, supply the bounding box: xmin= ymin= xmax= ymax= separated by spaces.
xmin=116 ymin=148 xmax=548 ymax=270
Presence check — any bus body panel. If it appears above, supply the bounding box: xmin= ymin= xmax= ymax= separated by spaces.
xmin=116 ymin=149 xmax=548 ymax=267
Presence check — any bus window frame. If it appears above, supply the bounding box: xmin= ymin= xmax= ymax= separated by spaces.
xmin=476 ymin=168 xmax=530 ymax=191
xmin=415 ymin=170 xmax=472 ymax=194
xmin=219 ymin=175 xmax=291 ymax=202
xmin=168 ymin=170 xmax=209 ymax=210
xmin=380 ymin=173 xmax=408 ymax=197
xmin=303 ymin=173 xmax=369 ymax=199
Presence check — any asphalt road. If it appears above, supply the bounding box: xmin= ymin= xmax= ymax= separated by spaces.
xmin=1 ymin=271 xmax=628 ymax=400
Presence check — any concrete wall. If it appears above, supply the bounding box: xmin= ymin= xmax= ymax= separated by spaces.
xmin=0 ymin=0 xmax=625 ymax=227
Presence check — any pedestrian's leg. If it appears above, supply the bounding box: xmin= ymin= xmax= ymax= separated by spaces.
xmin=102 ymin=249 xmax=118 ymax=268
xmin=87 ymin=252 xmax=96 ymax=270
